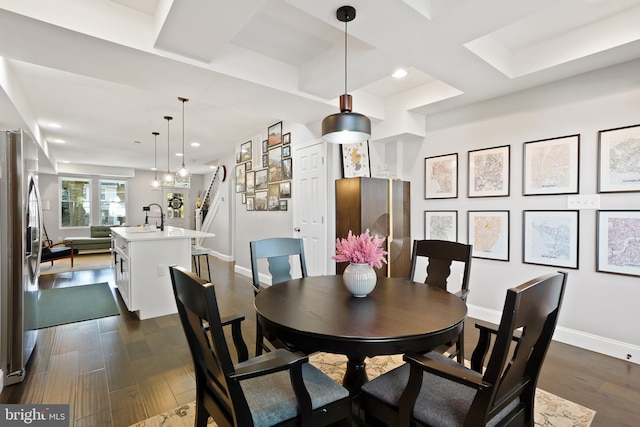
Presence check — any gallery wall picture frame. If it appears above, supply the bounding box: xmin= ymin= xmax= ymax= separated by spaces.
xmin=268 ymin=183 xmax=280 ymax=211
xmin=255 ymin=169 xmax=268 ymax=190
xmin=424 ymin=210 xmax=458 ymax=241
xmin=467 ymin=210 xmax=510 ymax=261
xmin=283 ymin=132 xmax=291 ymax=145
xmin=598 ymin=124 xmax=640 ymax=193
xmin=282 ymin=145 xmax=291 ymax=158
xmin=468 ymin=145 xmax=510 ymax=198
xmin=424 ymin=153 xmax=458 ymax=199
xmin=282 ymin=158 xmax=292 ymax=180
xmin=246 ymin=197 xmax=255 ymax=211
xmin=341 ymin=141 xmax=371 ymax=178
xmin=279 ymin=181 xmax=291 ymax=198
xmin=268 ymin=121 xmax=282 ymax=148
xmin=235 ymin=163 xmax=246 ymax=193
xmin=262 ymin=139 xmax=268 ymax=153
xmin=246 ymin=170 xmax=255 ymax=194
xmin=280 ymin=200 xmax=288 ymax=211
xmin=240 ymin=141 xmax=252 ymax=162
xmin=241 ymin=193 xmax=246 ymax=204
xmin=268 ymin=146 xmax=283 ymax=182
xmin=523 ymin=210 xmax=579 ymax=269
xmin=254 ymin=191 xmax=268 ymax=211
xmin=523 ymin=135 xmax=580 ymax=195
xmin=597 ymin=210 xmax=640 ymax=277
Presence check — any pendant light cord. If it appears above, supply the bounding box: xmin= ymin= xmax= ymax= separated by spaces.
xmin=344 ymin=17 xmax=348 ymax=95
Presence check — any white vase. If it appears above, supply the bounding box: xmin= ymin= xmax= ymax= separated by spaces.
xmin=343 ymin=263 xmax=377 ymax=297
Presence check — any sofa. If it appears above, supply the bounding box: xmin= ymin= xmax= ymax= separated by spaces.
xmin=65 ymin=225 xmax=113 ymax=252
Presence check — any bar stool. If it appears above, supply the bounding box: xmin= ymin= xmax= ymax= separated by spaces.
xmin=191 ymin=245 xmax=213 ymax=282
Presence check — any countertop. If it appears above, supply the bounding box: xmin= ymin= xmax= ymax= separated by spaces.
xmin=110 ymin=226 xmax=215 ymax=242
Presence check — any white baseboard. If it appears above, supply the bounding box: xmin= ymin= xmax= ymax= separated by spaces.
xmin=211 ymin=251 xmax=233 ymax=262
xmin=468 ymin=304 xmax=640 ymax=365
xmin=233 ymin=264 xmax=273 ymax=286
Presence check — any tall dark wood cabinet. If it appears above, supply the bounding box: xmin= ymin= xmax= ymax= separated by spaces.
xmin=335 ymin=177 xmax=411 ymax=278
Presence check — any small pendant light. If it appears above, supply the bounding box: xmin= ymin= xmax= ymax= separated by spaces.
xmin=176 ymin=96 xmax=190 ymax=180
xmin=150 ymin=131 xmax=161 ymax=190
xmin=321 ymin=5 xmax=371 ymax=144
xmin=163 ymin=115 xmax=175 ymax=186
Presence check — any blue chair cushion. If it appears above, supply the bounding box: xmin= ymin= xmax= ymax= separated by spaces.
xmin=237 ymin=349 xmax=349 ymax=427
xmin=360 ymin=352 xmax=518 ymax=427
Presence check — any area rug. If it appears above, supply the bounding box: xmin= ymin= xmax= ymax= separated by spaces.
xmin=130 ymin=353 xmax=596 ymax=427
xmin=37 ymin=282 xmax=120 ymax=329
xmin=39 ymin=252 xmax=112 ymax=275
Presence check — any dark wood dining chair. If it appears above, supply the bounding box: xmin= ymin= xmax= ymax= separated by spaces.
xmin=249 ymin=237 xmax=308 ymax=355
xmin=359 ymin=271 xmax=568 ymax=427
xmin=409 ymin=239 xmax=472 ymax=363
xmin=169 ymin=265 xmax=351 ymax=427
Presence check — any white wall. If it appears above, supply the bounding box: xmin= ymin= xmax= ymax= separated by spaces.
xmin=409 ymin=59 xmax=640 ymax=362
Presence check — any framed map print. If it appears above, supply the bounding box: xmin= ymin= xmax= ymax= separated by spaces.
xmin=424 ymin=153 xmax=458 ymax=199
xmin=424 ymin=210 xmax=457 ymax=241
xmin=597 ymin=210 xmax=640 ymax=276
xmin=468 ymin=145 xmax=510 ymax=197
xmin=523 ymin=210 xmax=579 ymax=269
xmin=598 ymin=124 xmax=640 ymax=193
xmin=523 ymin=135 xmax=580 ymax=195
xmin=468 ymin=210 xmax=510 ymax=261
xmin=341 ymin=141 xmax=371 ymax=178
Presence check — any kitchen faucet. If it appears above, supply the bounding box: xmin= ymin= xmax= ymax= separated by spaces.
xmin=144 ymin=203 xmax=165 ymax=231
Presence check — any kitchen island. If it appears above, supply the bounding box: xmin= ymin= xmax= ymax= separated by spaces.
xmin=110 ymin=226 xmax=215 ymax=320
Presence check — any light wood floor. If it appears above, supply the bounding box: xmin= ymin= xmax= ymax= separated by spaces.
xmin=1 ymin=255 xmax=639 ymax=426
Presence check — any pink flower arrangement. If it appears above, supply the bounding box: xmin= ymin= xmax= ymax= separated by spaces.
xmin=333 ymin=229 xmax=388 ymax=269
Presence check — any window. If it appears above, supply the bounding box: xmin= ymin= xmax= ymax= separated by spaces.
xmin=100 ymin=179 xmax=127 ymax=225
xmin=60 ymin=177 xmax=91 ymax=227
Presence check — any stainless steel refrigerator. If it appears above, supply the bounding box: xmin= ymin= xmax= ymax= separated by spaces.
xmin=0 ymin=129 xmax=42 ymax=389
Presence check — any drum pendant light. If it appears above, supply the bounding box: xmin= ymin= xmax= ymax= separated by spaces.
xmin=150 ymin=131 xmax=161 ymax=190
xmin=175 ymin=97 xmax=190 ymax=180
xmin=321 ymin=5 xmax=371 ymax=144
xmin=163 ymin=116 xmax=175 ymax=186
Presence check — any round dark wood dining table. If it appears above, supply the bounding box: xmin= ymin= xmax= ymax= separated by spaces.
xmin=254 ymin=275 xmax=467 ymax=393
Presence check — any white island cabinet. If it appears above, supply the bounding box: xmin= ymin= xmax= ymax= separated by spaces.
xmin=110 ymin=226 xmax=215 ymax=320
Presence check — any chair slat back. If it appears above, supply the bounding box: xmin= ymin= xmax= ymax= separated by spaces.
xmin=478 ymin=272 xmax=567 ymax=420
xmin=410 ymin=240 xmax=472 ymax=296
xmin=169 ymin=266 xmax=250 ymax=425
xmin=250 ymin=238 xmax=307 ymax=290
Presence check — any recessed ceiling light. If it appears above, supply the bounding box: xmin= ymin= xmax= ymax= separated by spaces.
xmin=392 ymin=69 xmax=408 ymax=79
xmin=48 ymin=123 xmax=62 ymax=128
xmin=191 ymin=142 xmax=200 ymax=147
xmin=52 ymin=139 xmax=66 ymax=144
xmin=175 ymin=153 xmax=183 ymax=157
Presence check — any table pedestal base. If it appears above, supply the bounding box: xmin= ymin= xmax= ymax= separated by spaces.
xmin=343 ymin=356 xmax=369 ymax=394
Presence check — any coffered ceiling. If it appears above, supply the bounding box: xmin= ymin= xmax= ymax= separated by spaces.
xmin=1 ymin=0 xmax=639 ymax=174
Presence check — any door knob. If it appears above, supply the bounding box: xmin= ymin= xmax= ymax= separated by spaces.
xmin=294 ymin=227 xmax=301 ymax=232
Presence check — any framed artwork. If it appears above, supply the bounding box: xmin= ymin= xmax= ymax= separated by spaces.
xmin=235 ymin=163 xmax=246 ymax=193
xmin=424 ymin=210 xmax=458 ymax=241
xmin=262 ymin=154 xmax=268 ymax=168
xmin=240 ymin=141 xmax=252 ymax=162
xmin=235 ymin=151 xmax=241 ymax=164
xmin=468 ymin=210 xmax=510 ymax=261
xmin=279 ymin=200 xmax=288 ymax=211
xmin=254 ymin=191 xmax=267 ymax=211
xmin=262 ymin=139 xmax=268 ymax=153
xmin=255 ymin=169 xmax=268 ymax=190
xmin=597 ymin=210 xmax=640 ymax=276
xmin=245 ymin=170 xmax=255 ymax=194
xmin=282 ymin=158 xmax=292 ymax=180
xmin=598 ymin=124 xmax=640 ymax=193
xmin=468 ymin=145 xmax=510 ymax=197
xmin=268 ymin=121 xmax=282 ymax=148
xmin=245 ymin=160 xmax=252 ymax=171
xmin=424 ymin=153 xmax=458 ymax=199
xmin=241 ymin=193 xmax=246 ymax=204
xmin=282 ymin=145 xmax=291 ymax=158
xmin=523 ymin=210 xmax=579 ymax=269
xmin=283 ymin=132 xmax=291 ymax=145
xmin=523 ymin=135 xmax=580 ymax=195
xmin=279 ymin=181 xmax=291 ymax=198
xmin=268 ymin=183 xmax=280 ymax=211
xmin=341 ymin=141 xmax=371 ymax=178
xmin=268 ymin=146 xmax=283 ymax=182
xmin=246 ymin=197 xmax=255 ymax=211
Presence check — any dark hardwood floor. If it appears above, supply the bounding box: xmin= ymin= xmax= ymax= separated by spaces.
xmin=1 ymin=256 xmax=639 ymax=426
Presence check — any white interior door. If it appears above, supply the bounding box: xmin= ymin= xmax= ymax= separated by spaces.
xmin=293 ymin=141 xmax=327 ymax=276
